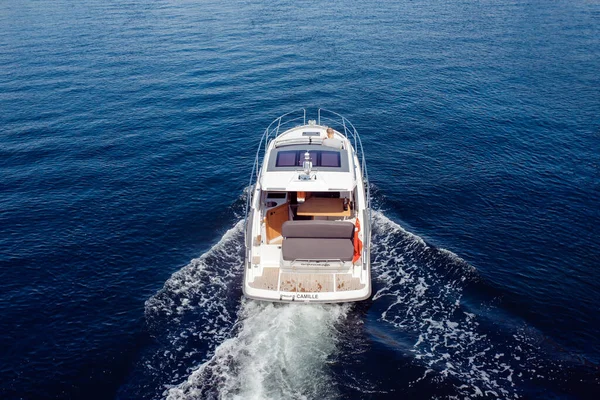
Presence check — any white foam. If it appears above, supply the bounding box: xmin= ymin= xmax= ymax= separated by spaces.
xmin=166 ymin=301 xmax=351 ymax=400
xmin=142 ymin=221 xmax=246 ymax=389
xmin=370 ymin=210 xmax=521 ymax=398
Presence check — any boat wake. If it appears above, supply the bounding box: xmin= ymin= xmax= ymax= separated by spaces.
xmin=141 ymin=222 xmax=246 ymax=393
xmin=371 ymin=212 xmax=521 ymax=398
xmin=167 ymin=301 xmax=350 ymax=400
xmin=369 ymin=211 xmax=596 ymax=399
xmin=124 ymin=210 xmax=595 ymax=399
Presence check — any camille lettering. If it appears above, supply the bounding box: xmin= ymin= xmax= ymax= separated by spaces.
xmin=296 ymin=294 xmax=318 ymax=299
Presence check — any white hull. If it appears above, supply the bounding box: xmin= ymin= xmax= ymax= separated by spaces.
xmin=243 ymin=109 xmax=371 ymax=303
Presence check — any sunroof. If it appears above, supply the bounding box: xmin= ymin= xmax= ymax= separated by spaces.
xmin=320 ymin=151 xmax=340 ymax=167
xmin=276 ymin=150 xmax=298 ymax=167
xmin=275 ymin=150 xmax=341 ymax=168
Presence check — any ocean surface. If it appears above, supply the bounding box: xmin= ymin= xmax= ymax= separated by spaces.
xmin=1 ymin=0 xmax=599 ymax=399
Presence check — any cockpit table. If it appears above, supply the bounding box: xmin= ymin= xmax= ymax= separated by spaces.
xmin=296 ymin=197 xmax=351 ymax=217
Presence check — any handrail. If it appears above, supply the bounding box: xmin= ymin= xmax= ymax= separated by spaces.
xmin=244 ymin=109 xmax=371 ymax=239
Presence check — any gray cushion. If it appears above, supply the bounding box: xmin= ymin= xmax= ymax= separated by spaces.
xmin=282 ymin=238 xmax=354 ymax=261
xmin=282 ymin=220 xmax=354 ymax=239
xmin=322 ymin=138 xmax=343 ymax=149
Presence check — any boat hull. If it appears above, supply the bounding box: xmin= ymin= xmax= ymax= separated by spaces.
xmin=243 ymin=109 xmax=371 ymax=304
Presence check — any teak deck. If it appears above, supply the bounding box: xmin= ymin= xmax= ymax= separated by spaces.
xmin=249 ymin=267 xmax=364 ymax=293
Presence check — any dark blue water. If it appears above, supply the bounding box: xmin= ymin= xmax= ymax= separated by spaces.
xmin=1 ymin=0 xmax=599 ymax=398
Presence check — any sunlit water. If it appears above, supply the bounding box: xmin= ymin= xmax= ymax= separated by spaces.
xmin=121 ymin=211 xmax=597 ymax=399
xmin=1 ymin=0 xmax=599 ymax=399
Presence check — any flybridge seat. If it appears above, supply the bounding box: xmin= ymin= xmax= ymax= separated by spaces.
xmin=281 ymin=220 xmax=354 ymax=266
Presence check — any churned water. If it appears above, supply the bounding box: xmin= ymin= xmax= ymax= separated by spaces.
xmin=1 ymin=0 xmax=599 ymax=399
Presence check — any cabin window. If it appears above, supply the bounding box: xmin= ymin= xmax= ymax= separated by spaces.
xmin=276 ymin=151 xmax=298 ymax=167
xmin=320 ymin=151 xmax=341 ymax=167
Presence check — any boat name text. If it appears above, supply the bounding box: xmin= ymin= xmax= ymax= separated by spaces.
xmin=296 ymin=294 xmax=318 ymax=300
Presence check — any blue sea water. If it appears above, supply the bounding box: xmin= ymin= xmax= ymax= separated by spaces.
xmin=1 ymin=0 xmax=599 ymax=398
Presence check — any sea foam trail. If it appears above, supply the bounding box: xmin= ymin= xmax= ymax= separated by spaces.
xmin=370 ymin=211 xmax=557 ymax=399
xmin=167 ymin=301 xmax=350 ymax=400
xmin=142 ymin=221 xmax=246 ymax=393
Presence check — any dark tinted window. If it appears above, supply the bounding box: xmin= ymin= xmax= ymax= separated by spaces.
xmin=320 ymin=151 xmax=341 ymax=167
xmin=275 ymin=150 xmax=341 ymax=168
xmin=276 ymin=151 xmax=298 ymax=167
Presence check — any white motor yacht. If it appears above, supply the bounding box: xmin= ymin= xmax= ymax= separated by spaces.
xmin=243 ymin=109 xmax=371 ymax=303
